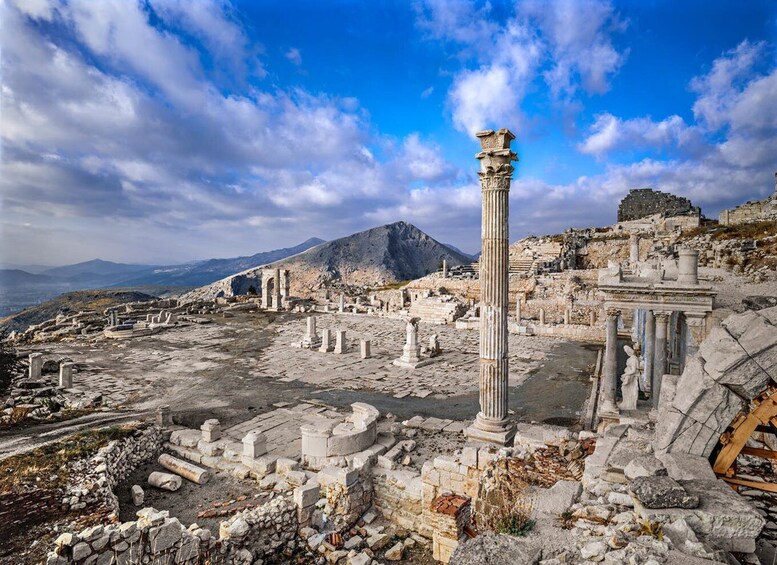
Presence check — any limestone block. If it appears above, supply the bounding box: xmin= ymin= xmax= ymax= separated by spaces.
xmin=169 ymin=429 xmax=201 ymax=448
xmin=294 ymin=483 xmax=321 ymax=508
xmin=656 ymin=453 xmax=717 ymax=482
xmin=624 ymin=455 xmax=666 ymax=480
xmin=634 ymin=479 xmax=765 ymax=552
xmin=533 ymin=480 xmax=582 ymax=518
xmin=197 ymin=439 xmax=225 ymax=457
xmin=148 ymin=472 xmax=182 ymax=492
xmin=131 ymin=485 xmax=144 ymax=506
xmin=245 ymin=454 xmax=277 ymax=477
xmin=242 ymin=431 xmax=267 ymax=459
xmin=59 ymin=362 xmax=74 ymax=388
xmin=629 ymin=476 xmax=699 ymax=509
xmin=276 ymin=457 xmax=300 ymax=476
xmin=360 ymin=339 xmax=371 ymax=359
xmin=317 ymin=466 xmax=358 ymax=487
xmin=698 ymin=326 xmax=771 ymax=398
xmin=200 ymin=419 xmax=221 ymax=443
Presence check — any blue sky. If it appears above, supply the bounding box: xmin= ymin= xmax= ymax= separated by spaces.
xmin=1 ymin=0 xmax=776 ymax=265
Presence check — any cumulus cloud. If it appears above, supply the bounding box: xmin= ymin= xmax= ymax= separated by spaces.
xmin=416 ymin=0 xmax=627 ymax=133
xmin=578 ymin=113 xmax=691 ymax=156
xmin=285 ymin=47 xmax=302 ymax=66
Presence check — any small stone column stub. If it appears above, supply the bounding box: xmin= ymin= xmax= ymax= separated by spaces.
xmin=319 ymin=328 xmax=332 ymax=352
xmin=465 ymin=128 xmax=517 ymax=446
xmin=643 ymin=310 xmax=655 ymax=395
xmin=601 ymin=307 xmax=621 ymax=415
xmin=652 ymin=311 xmax=670 ymax=407
xmin=59 ymin=362 xmax=74 ymax=388
xmin=29 ymin=353 xmax=43 ymax=379
xmin=677 ymin=248 xmax=699 ymax=285
xmin=629 ymin=234 xmax=640 ymax=263
xmin=539 ymin=308 xmax=545 ymax=325
xmin=442 ymin=259 xmax=448 ymax=278
xmin=515 ymin=298 xmax=521 ymax=322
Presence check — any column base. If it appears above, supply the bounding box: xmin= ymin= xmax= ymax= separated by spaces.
xmin=464 ymin=418 xmax=515 ymax=447
xmin=393 ymin=358 xmax=434 ymax=369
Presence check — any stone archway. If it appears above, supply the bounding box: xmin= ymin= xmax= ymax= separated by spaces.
xmin=654 ymin=306 xmax=777 ymax=460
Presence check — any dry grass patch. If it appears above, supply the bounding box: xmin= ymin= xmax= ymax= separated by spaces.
xmin=0 ymin=423 xmax=142 ymax=493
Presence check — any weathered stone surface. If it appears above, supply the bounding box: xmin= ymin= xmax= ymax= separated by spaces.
xmin=629 ymin=476 xmax=699 ymax=509
xmin=131 ymin=485 xmax=144 ymax=506
xmin=656 ymin=453 xmax=716 ymax=482
xmin=533 ymin=480 xmax=581 ymax=518
xmin=451 ymin=533 xmax=542 ymax=565
xmin=624 ymin=455 xmax=666 ymax=480
xmin=148 ymin=472 xmax=182 ymax=492
xmin=634 ymin=479 xmax=765 ymax=552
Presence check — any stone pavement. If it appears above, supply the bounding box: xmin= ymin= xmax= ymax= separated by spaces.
xmin=255 ymin=314 xmax=556 ymax=399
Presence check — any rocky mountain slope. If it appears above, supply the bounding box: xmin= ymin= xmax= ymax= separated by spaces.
xmin=184 ymin=221 xmax=473 ymax=300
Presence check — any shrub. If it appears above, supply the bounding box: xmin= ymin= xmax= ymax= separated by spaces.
xmin=476 ymin=458 xmax=536 ymax=537
xmin=0 ymin=329 xmax=22 ymax=394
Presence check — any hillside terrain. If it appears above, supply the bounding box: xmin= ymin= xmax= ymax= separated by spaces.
xmin=184 ymin=221 xmax=473 ymax=300
xmin=0 ymin=289 xmax=158 ymax=333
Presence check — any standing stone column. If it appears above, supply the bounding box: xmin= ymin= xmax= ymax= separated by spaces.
xmin=465 ymin=129 xmax=517 ymax=446
xmin=59 ymin=362 xmax=74 ymax=388
xmin=339 ymin=294 xmax=345 ymax=313
xmin=601 ymin=308 xmax=621 ymax=414
xmin=677 ymin=248 xmax=699 ymax=285
xmin=273 ymin=268 xmax=282 ymax=311
xmin=629 ymin=234 xmax=640 ymax=263
xmin=515 ymin=299 xmax=522 ymax=322
xmin=652 ymin=312 xmax=670 ymax=407
xmin=29 ymin=353 xmax=43 ymax=379
xmin=319 ymin=329 xmax=332 ymax=352
xmin=539 ymin=308 xmax=545 ymax=325
xmin=643 ymin=310 xmax=655 ymax=395
xmin=442 ymin=259 xmax=448 ymax=278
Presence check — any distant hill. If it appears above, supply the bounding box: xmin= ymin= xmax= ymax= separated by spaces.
xmin=0 ymin=239 xmax=325 ymax=318
xmin=118 ymin=237 xmax=325 ymax=287
xmin=0 ymin=269 xmax=53 ymax=286
xmin=42 ymin=259 xmax=155 ymax=283
xmin=0 ymin=289 xmax=157 ymax=333
xmin=184 ymin=221 xmax=473 ymax=300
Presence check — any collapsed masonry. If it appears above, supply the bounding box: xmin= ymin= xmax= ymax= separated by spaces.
xmin=719 ymin=172 xmax=777 ymax=226
xmin=617 ymin=188 xmax=701 ymax=223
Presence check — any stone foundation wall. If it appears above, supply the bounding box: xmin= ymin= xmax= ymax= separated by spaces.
xmin=372 ymin=468 xmax=426 ymax=535
xmin=719 ymin=194 xmax=777 ymax=226
xmin=408 ymin=296 xmax=467 ymax=324
xmin=48 ymin=497 xmax=298 ymax=565
xmin=1 ymin=424 xmax=162 ymax=540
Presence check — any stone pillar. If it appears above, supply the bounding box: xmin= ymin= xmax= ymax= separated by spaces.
xmin=442 ymin=259 xmax=448 ymax=278
xmin=273 ymin=268 xmax=282 ymax=311
xmin=339 ymin=294 xmax=345 ymax=313
xmin=59 ymin=362 xmax=74 ymax=388
xmin=29 ymin=353 xmax=43 ymax=379
xmin=652 ymin=312 xmax=670 ymax=407
xmin=281 ymin=270 xmax=290 ymax=299
xmin=539 ymin=308 xmax=545 ymax=325
xmin=515 ymin=299 xmax=521 ymax=322
xmin=319 ymin=328 xmax=333 ymax=353
xmin=682 ymin=312 xmax=707 ymax=361
xmin=465 ymin=128 xmax=517 ymax=446
xmin=334 ymin=330 xmax=346 ymax=354
xmin=156 ymin=404 xmax=173 ymax=426
xmin=564 ymin=307 xmax=571 ymax=325
xmin=677 ymin=248 xmax=699 ymax=285
xmin=629 ymin=234 xmax=640 ymax=263
xmin=360 ymin=339 xmax=371 ymax=359
xmin=589 ymin=310 xmax=597 ymax=326
xmin=643 ymin=311 xmax=655 ymax=395
xmin=303 ymin=316 xmax=320 ymax=348
xmin=601 ymin=308 xmax=620 ymax=414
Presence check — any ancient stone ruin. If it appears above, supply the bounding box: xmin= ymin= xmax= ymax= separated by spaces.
xmin=617 ymin=187 xmax=701 ymax=222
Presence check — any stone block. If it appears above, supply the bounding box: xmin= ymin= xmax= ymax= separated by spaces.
xmin=200 ymin=419 xmax=221 ymax=443
xmin=460 ymin=447 xmax=478 ymax=468
xmin=656 ymin=453 xmax=717 ymax=482
xmin=533 ymin=480 xmax=582 ymax=518
xmin=629 ymin=476 xmax=698 ymax=509
xmin=242 ymin=431 xmax=268 ymax=459
xmin=169 ymin=429 xmax=201 ymax=448
xmin=624 ymin=455 xmax=667 ymax=480
xmin=294 ymin=483 xmax=321 ymax=508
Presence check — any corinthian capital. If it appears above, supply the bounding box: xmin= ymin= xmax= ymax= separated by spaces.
xmin=476 ymin=129 xmax=518 ymax=176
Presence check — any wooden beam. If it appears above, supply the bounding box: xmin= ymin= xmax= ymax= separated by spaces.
xmin=718 ymin=475 xmax=777 ymax=493
xmin=713 ymin=396 xmax=777 ymax=475
xmin=740 ymin=446 xmax=777 ymax=460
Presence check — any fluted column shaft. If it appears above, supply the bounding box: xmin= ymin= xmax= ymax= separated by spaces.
xmin=602 ymin=308 xmax=620 ymax=412
xmin=466 ymin=128 xmax=517 ymax=446
xmin=652 ymin=312 xmax=670 ymax=407
xmin=643 ymin=310 xmax=655 ymax=395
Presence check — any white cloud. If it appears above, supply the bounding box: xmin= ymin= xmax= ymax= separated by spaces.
xmin=285 ymin=47 xmax=303 ymax=66
xmin=417 ymin=0 xmax=627 ymax=133
xmin=578 ymin=113 xmax=690 ymax=156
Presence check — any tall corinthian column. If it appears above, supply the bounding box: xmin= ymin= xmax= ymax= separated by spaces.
xmin=465 ymin=129 xmax=517 ymax=446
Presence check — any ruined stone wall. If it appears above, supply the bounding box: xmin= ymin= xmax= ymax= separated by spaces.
xmin=372 ymin=468 xmax=426 ymax=535
xmin=617 ymin=188 xmax=700 ymax=222
xmin=1 ymin=424 xmax=162 ymax=541
xmin=47 ymin=497 xmax=298 ymax=565
xmin=720 ymin=195 xmax=777 ymax=226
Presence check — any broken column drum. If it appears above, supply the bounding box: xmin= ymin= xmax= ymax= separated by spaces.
xmin=677 ymin=248 xmax=699 ymax=285
xmin=465 ymin=129 xmax=517 ymax=446
xmin=629 ymin=234 xmax=640 ymax=263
